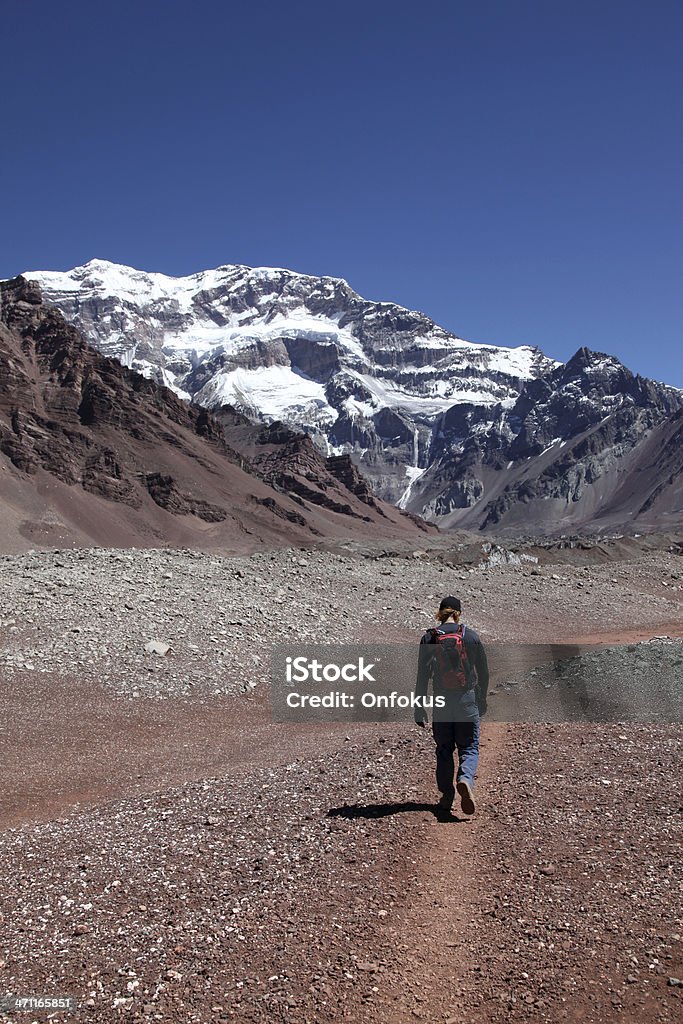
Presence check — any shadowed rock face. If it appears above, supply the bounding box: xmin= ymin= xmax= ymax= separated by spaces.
xmin=22 ymin=261 xmax=683 ymax=536
xmin=0 ymin=277 xmax=434 ymax=551
xmin=413 ymin=352 xmax=683 ymax=535
xmin=211 ymin=415 xmax=433 ymax=533
xmin=0 ymin=276 xmax=243 ymax=491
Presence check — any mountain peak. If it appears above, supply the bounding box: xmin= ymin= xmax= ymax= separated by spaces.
xmin=566 ymin=345 xmax=625 ymax=369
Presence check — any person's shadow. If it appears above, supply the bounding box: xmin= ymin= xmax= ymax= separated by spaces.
xmin=327 ymin=801 xmax=470 ymax=823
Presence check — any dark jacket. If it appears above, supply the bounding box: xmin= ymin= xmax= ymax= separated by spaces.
xmin=415 ymin=621 xmax=489 ymax=722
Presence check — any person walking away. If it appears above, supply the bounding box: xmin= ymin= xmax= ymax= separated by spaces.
xmin=414 ymin=596 xmax=489 ymax=816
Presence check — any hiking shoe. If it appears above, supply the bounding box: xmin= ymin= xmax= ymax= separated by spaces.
xmin=436 ymin=793 xmax=453 ymax=812
xmin=456 ymin=779 xmax=476 ymax=815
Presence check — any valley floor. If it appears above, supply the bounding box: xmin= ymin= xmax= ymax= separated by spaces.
xmin=0 ymin=546 xmax=681 ymax=1023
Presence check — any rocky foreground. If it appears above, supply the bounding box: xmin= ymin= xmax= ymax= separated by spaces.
xmin=1 ymin=544 xmax=681 ymax=697
xmin=0 ymin=545 xmax=681 ymax=1023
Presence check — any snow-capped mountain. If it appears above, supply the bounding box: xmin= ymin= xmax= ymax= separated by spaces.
xmin=24 ymin=260 xmax=554 ymax=491
xmin=23 ymin=259 xmax=683 ymax=535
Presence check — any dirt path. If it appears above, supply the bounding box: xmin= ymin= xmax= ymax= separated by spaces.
xmin=572 ymin=619 xmax=683 ymax=644
xmin=375 ymin=723 xmax=510 ymax=1024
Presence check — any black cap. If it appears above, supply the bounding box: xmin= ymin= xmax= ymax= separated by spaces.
xmin=439 ymin=596 xmax=462 ymax=612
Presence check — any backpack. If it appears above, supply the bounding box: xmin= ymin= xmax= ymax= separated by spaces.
xmin=429 ymin=625 xmax=473 ymax=689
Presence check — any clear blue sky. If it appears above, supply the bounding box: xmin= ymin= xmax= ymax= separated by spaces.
xmin=2 ymin=0 xmax=681 ymax=386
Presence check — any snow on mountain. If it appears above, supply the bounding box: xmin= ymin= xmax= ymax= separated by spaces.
xmin=21 ymin=259 xmax=683 ymax=534
xmin=24 ymin=259 xmax=552 ymax=422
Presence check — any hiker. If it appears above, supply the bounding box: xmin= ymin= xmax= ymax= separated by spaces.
xmin=414 ymin=596 xmax=489 ymax=816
